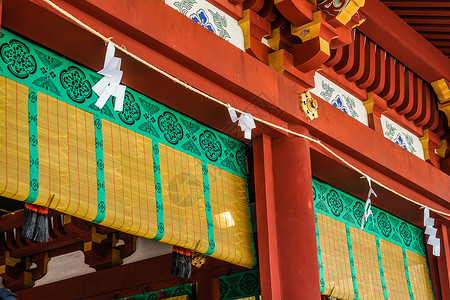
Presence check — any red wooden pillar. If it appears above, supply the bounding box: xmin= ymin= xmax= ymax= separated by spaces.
xmin=270 ymin=128 xmax=320 ymax=299
xmin=437 ymin=224 xmax=450 ymax=300
xmin=253 ymin=134 xmax=282 ymax=299
xmin=196 ymin=274 xmax=220 ymax=300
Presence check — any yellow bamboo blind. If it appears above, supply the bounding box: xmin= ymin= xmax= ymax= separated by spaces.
xmin=0 ymin=72 xmax=255 ymax=268
xmin=0 ymin=77 xmax=30 ymax=201
xmin=313 ymin=179 xmax=434 ymax=300
xmin=318 ymin=214 xmax=355 ymax=299
xmin=406 ymin=250 xmax=434 ymax=299
xmin=350 ymin=227 xmax=384 ymax=299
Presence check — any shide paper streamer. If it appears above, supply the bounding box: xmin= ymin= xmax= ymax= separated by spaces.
xmin=361 ymin=176 xmax=376 ymax=230
xmin=228 ymin=105 xmax=256 ymax=140
xmin=423 ymin=207 xmax=440 ymax=256
xmin=92 ymin=41 xmax=127 ymax=111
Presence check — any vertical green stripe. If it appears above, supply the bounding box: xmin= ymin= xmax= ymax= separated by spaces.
xmin=315 ymin=213 xmax=325 ymax=293
xmin=152 ymin=141 xmax=164 ymax=241
xmin=403 ymin=248 xmax=415 ymax=300
xmin=201 ymin=162 xmax=215 ymax=255
xmin=346 ymin=225 xmax=359 ymax=299
xmin=245 ymin=178 xmax=257 ymax=268
xmin=26 ymin=88 xmax=39 ymax=203
xmin=376 ymin=238 xmax=388 ymax=300
xmin=92 ymin=116 xmax=106 ymax=223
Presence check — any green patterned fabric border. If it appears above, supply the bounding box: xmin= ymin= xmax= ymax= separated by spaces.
xmin=26 ymin=88 xmax=39 ymax=203
xmin=0 ymin=28 xmax=247 ymax=179
xmin=312 ymin=179 xmax=426 ymax=256
xmin=376 ymin=237 xmax=388 ymax=299
xmin=346 ymin=224 xmax=359 ymax=299
xmin=219 ymin=269 xmax=261 ymax=300
xmin=119 ymin=283 xmax=193 ymax=300
xmin=403 ymin=248 xmax=415 ymax=300
xmin=152 ymin=141 xmax=165 ymax=241
xmin=315 ymin=212 xmax=325 ymax=294
xmin=92 ymin=116 xmax=106 ymax=223
xmin=201 ymin=162 xmax=215 ymax=255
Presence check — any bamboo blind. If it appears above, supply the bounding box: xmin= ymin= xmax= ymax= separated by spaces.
xmin=313 ymin=179 xmax=434 ymax=300
xmin=0 ymin=28 xmax=255 ymax=268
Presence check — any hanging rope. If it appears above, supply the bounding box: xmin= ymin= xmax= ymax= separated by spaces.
xmin=40 ymin=0 xmax=450 ymax=218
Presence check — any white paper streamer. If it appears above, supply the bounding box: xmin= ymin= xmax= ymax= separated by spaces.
xmin=361 ymin=176 xmax=376 ymax=230
xmin=92 ymin=41 xmax=127 ymax=111
xmin=422 ymin=207 xmax=440 ymax=256
xmin=228 ymin=105 xmax=256 ymax=140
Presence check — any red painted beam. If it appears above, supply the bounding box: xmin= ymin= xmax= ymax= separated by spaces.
xmin=359 ymin=0 xmax=450 ymax=83
xmin=382 ymin=2 xmax=450 ymax=8
xmin=15 ymin=254 xmax=245 ymax=299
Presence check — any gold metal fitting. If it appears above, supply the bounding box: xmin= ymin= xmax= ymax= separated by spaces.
xmin=191 ymin=251 xmax=206 ymax=268
xmin=299 ymin=91 xmax=319 ymax=121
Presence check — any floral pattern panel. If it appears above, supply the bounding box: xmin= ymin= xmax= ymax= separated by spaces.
xmin=310 ymin=72 xmax=369 ymax=126
xmin=380 ymin=115 xmax=425 ymax=160
xmin=165 ymin=0 xmax=244 ymax=50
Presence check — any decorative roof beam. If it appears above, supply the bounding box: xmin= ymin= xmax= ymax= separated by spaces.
xmin=359 ymin=0 xmax=450 ymax=83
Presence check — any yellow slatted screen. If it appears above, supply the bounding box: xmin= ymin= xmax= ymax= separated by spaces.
xmin=0 ymin=29 xmax=255 ymax=268
xmin=350 ymin=227 xmax=384 ymax=299
xmin=0 ymin=77 xmax=29 ymax=201
xmin=209 ymin=164 xmax=253 ymax=267
xmin=101 ymin=120 xmax=158 ymax=237
xmin=379 ymin=239 xmax=411 ymax=299
xmin=34 ymin=92 xmax=98 ymax=220
xmin=313 ymin=179 xmax=434 ymax=300
xmin=0 ymin=83 xmax=254 ymax=267
xmin=158 ymin=143 xmax=209 ymax=252
xmin=164 ymin=295 xmax=188 ymax=300
xmin=317 ymin=213 xmax=354 ymax=300
xmin=406 ymin=250 xmax=434 ymax=299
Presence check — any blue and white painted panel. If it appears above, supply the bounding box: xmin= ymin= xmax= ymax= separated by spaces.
xmin=380 ymin=115 xmax=425 ymax=160
xmin=310 ymin=72 xmax=369 ymax=126
xmin=165 ymin=0 xmax=245 ymax=50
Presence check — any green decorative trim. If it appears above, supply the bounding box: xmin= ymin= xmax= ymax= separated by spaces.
xmin=245 ymin=178 xmax=257 ymax=269
xmin=315 ymin=212 xmax=325 ymax=294
xmin=201 ymin=161 xmax=215 ymax=255
xmin=0 ymin=28 xmax=247 ymax=179
xmin=219 ymin=269 xmax=261 ymax=300
xmin=403 ymin=248 xmax=415 ymax=300
xmin=346 ymin=224 xmax=359 ymax=299
xmin=26 ymin=88 xmax=39 ymax=203
xmin=376 ymin=237 xmax=388 ymax=300
xmin=153 ymin=141 xmax=164 ymax=241
xmin=119 ymin=283 xmax=193 ymax=300
xmin=312 ymin=179 xmax=426 ymax=256
xmin=92 ymin=117 xmax=106 ymax=223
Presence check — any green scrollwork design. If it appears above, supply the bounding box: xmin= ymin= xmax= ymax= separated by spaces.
xmin=0 ymin=39 xmax=36 ymax=79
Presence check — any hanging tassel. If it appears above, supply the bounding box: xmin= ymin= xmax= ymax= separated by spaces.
xmin=171 ymin=246 xmax=191 ymax=278
xmin=21 ymin=203 xmax=49 ymax=242
xmin=22 ymin=203 xmax=38 ymax=240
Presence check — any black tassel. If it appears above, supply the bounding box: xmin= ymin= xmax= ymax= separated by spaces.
xmin=21 ymin=204 xmax=48 ymax=242
xmin=22 ymin=204 xmax=38 ymax=240
xmin=171 ymin=246 xmax=191 ymax=278
xmin=33 ymin=206 xmax=49 ymax=242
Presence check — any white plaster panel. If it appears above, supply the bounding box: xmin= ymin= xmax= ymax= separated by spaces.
xmin=34 ymin=251 xmax=95 ymax=287
xmin=380 ymin=115 xmax=425 ymax=160
xmin=165 ymin=0 xmax=245 ymax=50
xmin=310 ymin=72 xmax=369 ymax=126
xmin=123 ymin=238 xmax=172 ymax=265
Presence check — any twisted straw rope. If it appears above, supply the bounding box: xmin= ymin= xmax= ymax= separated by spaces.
xmin=41 ymin=0 xmax=450 ymax=218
